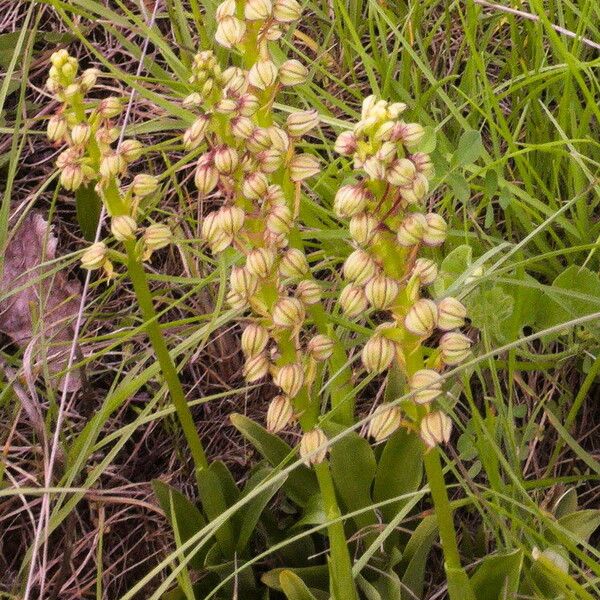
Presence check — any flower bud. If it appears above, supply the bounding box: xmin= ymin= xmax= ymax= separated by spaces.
xmin=386 ymin=158 xmax=416 ymax=186
xmin=237 ymin=93 xmax=261 ymax=116
xmin=227 ymin=289 xmax=248 ymax=311
xmin=334 ymin=130 xmax=358 ymax=156
xmin=266 ymin=204 xmax=292 ymax=236
xmin=182 ymin=92 xmax=203 ymax=109
xmin=63 ymin=83 xmax=80 ymax=101
xmin=273 ymin=0 xmax=302 ymax=22
xmin=420 ymin=411 xmax=452 ymax=448
xmin=274 ymin=363 xmax=304 ymax=397
xmin=400 ymin=123 xmax=425 ymax=147
xmin=333 ymin=183 xmax=370 ymax=218
xmin=247 ymin=127 xmax=273 ymax=153
xmin=248 ymin=59 xmax=278 ymax=90
xmin=98 ymin=97 xmax=122 ymax=119
xmin=437 ymin=297 xmax=466 ymax=331
xmin=339 ymin=284 xmax=368 ymax=317
xmin=120 ymin=139 xmax=143 ymax=163
xmin=243 ymin=352 xmax=270 ymax=382
xmin=409 ymin=369 xmax=443 ymax=404
xmin=289 ymin=153 xmax=320 ymax=181
xmin=216 ymin=0 xmax=236 ymax=21
xmin=404 ymin=298 xmax=438 ymax=337
xmin=111 ymin=215 xmax=137 ymax=241
xmin=246 ymin=248 xmax=276 ymax=279
xmin=60 ymin=163 xmax=84 ymax=190
xmin=194 ymin=163 xmax=220 ymax=195
xmin=217 ymin=205 xmax=245 ymax=236
xmin=70 ymin=123 xmax=91 ymax=146
xmin=144 ymin=224 xmax=172 ymax=253
xmin=364 ymin=274 xmax=399 ymax=310
xmin=362 ymin=156 xmax=386 ymax=180
xmin=266 ymin=395 xmax=293 ymax=433
xmin=213 ymin=146 xmax=239 ymax=175
xmin=47 ymin=115 xmax=67 ymax=142
xmin=241 ymin=172 xmax=269 ymax=200
xmin=79 ymin=67 xmax=99 ymax=92
xmin=304 ymin=335 xmax=334 ymax=362
xmin=410 ymin=152 xmax=434 ymax=177
xmin=361 ymin=334 xmax=396 ymax=374
xmin=343 ymin=249 xmax=376 ymax=284
xmin=439 ymin=332 xmax=471 ymax=365
xmin=230 ymin=116 xmax=254 ymax=140
xmin=296 ymin=279 xmax=322 ymax=305
xmin=241 ymin=323 xmax=269 ymax=357
xmin=183 ymin=115 xmax=211 ymax=150
xmin=299 ymin=428 xmax=327 ymax=466
xmin=373 ymin=120 xmax=396 ymax=142
xmin=268 ymin=126 xmax=290 ymax=152
xmin=286 ymin=109 xmax=319 ymax=137
xmin=131 ymin=174 xmax=158 ymax=198
xmin=272 ymin=296 xmax=305 ymax=329
xmin=230 ymin=266 xmax=259 ymax=298
xmin=412 ymin=258 xmax=438 ymax=286
xmin=215 ymin=16 xmax=246 ymax=48
xmin=254 ymin=148 xmax=281 ymax=173
xmin=367 ymin=405 xmax=402 ymax=442
xmin=215 ymin=97 xmax=238 ymax=115
xmin=422 ymin=213 xmax=447 ymax=247
xmin=280 ymin=248 xmax=309 ymax=279
xmin=99 ymin=152 xmax=125 ymax=179
xmin=245 ymin=0 xmax=272 ymax=20
xmin=376 ymin=141 xmax=397 ymax=165
xmin=81 ymin=242 xmax=107 ymax=270
xmin=349 ymin=213 xmax=379 ymax=246
xmin=397 ymin=212 xmax=427 ymax=247
xmin=279 ymin=59 xmax=308 ymax=86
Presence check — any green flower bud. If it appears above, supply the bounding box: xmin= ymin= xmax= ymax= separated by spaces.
xmin=266 ymin=395 xmax=294 ymax=433
xmin=307 ymin=334 xmax=334 ymax=361
xmin=246 ymin=247 xmax=276 ymax=279
xmin=242 ymin=172 xmax=269 ymax=200
xmin=81 ymin=242 xmax=107 ymax=270
xmin=216 ymin=0 xmax=236 ymax=21
xmin=279 ymin=59 xmax=308 ymax=86
xmin=397 ymin=212 xmax=427 ymax=247
xmin=272 ymin=296 xmax=305 ymax=329
xmin=231 ymin=116 xmax=255 ymax=140
xmin=247 ymin=127 xmax=273 ymax=153
xmin=243 ymin=352 xmax=270 ymax=382
xmin=373 ymin=120 xmax=396 ymax=142
xmin=343 ymin=249 xmax=376 ymax=284
xmin=299 ymin=428 xmax=327 ymax=466
xmin=334 ymin=130 xmax=358 ymax=156
xmin=98 ymin=97 xmax=122 ymax=119
xmin=230 ymin=266 xmax=259 ymax=298
xmin=183 ymin=115 xmax=210 ymax=150
xmin=420 ymin=411 xmax=452 ymax=448
xmin=361 ymin=334 xmax=396 ymax=374
xmin=362 ymin=156 xmax=386 ymax=180
xmin=79 ymin=67 xmax=99 ymax=93
xmin=286 ymin=109 xmax=319 ymax=137
xmin=241 ymin=323 xmax=269 ymax=357
xmin=349 ymin=213 xmax=379 ymax=246
xmin=268 ymin=126 xmax=291 ymax=152
xmin=50 ymin=49 xmax=70 ymax=68
xmin=56 ymin=147 xmax=80 ymax=170
xmin=70 ymin=123 xmax=91 ymax=146
xmin=334 ymin=183 xmax=370 ymax=218
xmin=437 ymin=297 xmax=466 ymax=331
xmin=132 ymin=173 xmax=159 ymax=198
xmin=339 ymin=284 xmax=368 ymax=317
xmin=376 ymin=141 xmax=397 ymax=165
xmin=120 ymin=139 xmax=143 ymax=163
xmin=404 ymin=298 xmax=438 ymax=337
xmin=257 ymin=148 xmax=284 ymax=173
xmin=412 ymin=258 xmax=438 ymax=286
xmin=386 ymin=158 xmax=416 ymax=186
xmin=245 ymin=0 xmax=272 ymax=20
xmin=111 ymin=215 xmax=137 ymax=241
xmin=364 ymin=274 xmax=399 ymax=310
xmin=227 ymin=289 xmax=249 ymax=311
xmin=215 ymin=16 xmax=246 ymax=48
xmin=410 ymin=152 xmax=434 ymax=177
xmin=182 ymin=92 xmax=203 ymax=109
xmin=143 ymin=224 xmax=172 ymax=253
xmin=399 ymin=122 xmax=425 ymax=147
xmin=266 ymin=204 xmax=292 ymax=236
xmin=248 ymin=59 xmax=278 ymax=90
xmin=99 ymin=152 xmax=126 ymax=179
xmin=59 ymin=163 xmax=84 ymax=190
xmin=215 ymin=97 xmax=238 ymax=114
xmin=289 ymin=153 xmax=320 ymax=181
xmin=280 ymin=248 xmax=309 ymax=279
xmin=237 ymin=93 xmax=261 ymax=116
xmin=274 ymin=363 xmax=304 ymax=397
xmin=217 ymin=205 xmax=245 ymax=236
xmin=409 ymin=369 xmax=443 ymax=404
xmin=422 ymin=213 xmax=447 ymax=247
xmin=296 ymin=279 xmax=322 ymax=305
xmin=367 ymin=405 xmax=402 ymax=442
xmin=273 ymin=0 xmax=302 ymax=22
xmin=439 ymin=332 xmax=471 ymax=365
xmin=194 ymin=163 xmax=220 ymax=195
xmin=222 ymin=66 xmax=247 ymax=92
xmin=47 ymin=115 xmax=68 ymax=142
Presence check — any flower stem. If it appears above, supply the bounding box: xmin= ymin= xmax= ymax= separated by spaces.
xmin=124 ymin=241 xmax=208 ymax=474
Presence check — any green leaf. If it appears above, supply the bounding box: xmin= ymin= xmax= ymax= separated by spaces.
xmin=329 ymin=432 xmax=377 ymax=529
xmin=400 ymin=516 xmax=437 ymax=598
xmin=452 ymin=129 xmax=483 ymax=167
xmin=373 ymin=429 xmax=423 ymax=522
xmin=447 ymin=171 xmax=471 ymax=204
xmin=553 ymin=488 xmax=578 ymax=519
xmin=75 ymin=182 xmax=102 ymax=241
xmin=433 ymin=244 xmax=473 ymax=296
xmin=373 ymin=568 xmax=402 ymax=600
xmin=413 ymin=125 xmax=437 ymax=153
xmin=279 ymin=570 xmax=320 ymax=600
xmin=557 ymin=509 xmax=600 ymax=545
xmin=470 ymin=549 xmax=523 ymax=600
xmin=466 ymin=286 xmax=514 ymax=341
xmin=230 ymin=413 xmax=318 ymax=506
xmin=151 ymin=480 xmax=207 ymax=571
xmin=262 ymin=566 xmax=329 ymax=592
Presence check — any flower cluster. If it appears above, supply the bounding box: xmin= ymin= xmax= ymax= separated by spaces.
xmin=46 ymin=50 xmax=171 ymax=275
xmin=334 ymin=96 xmax=472 ymax=448
xmin=186 ymin=0 xmax=330 ymax=454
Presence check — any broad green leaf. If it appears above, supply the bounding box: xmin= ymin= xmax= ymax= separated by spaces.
xmin=401 ymin=515 xmax=437 ymax=598
xmin=447 ymin=566 xmax=476 ymax=600
xmin=279 ymin=570 xmax=320 ymax=600
xmin=329 ymin=432 xmax=377 ymax=528
xmin=373 ymin=429 xmax=423 ymax=522
xmin=373 ymin=568 xmax=402 ymax=600
xmin=433 ymin=244 xmax=473 ymax=296
xmin=151 ymin=480 xmax=207 ymax=571
xmin=470 ymin=549 xmax=523 ymax=600
xmin=466 ymin=285 xmax=514 ymax=341
xmin=357 ymin=575 xmax=382 ymax=600
xmin=447 ymin=171 xmax=470 ymax=204
xmin=230 ymin=413 xmax=318 ymax=506
xmin=553 ymin=488 xmax=578 ymax=519
xmin=75 ymin=182 xmax=102 ymax=241
xmin=452 ymin=129 xmax=483 ymax=167
xmin=262 ymin=566 xmax=329 ymax=592
xmin=557 ymin=510 xmax=600 ymax=545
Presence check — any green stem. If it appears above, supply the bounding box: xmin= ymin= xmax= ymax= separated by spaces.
xmin=314 ymin=462 xmax=358 ymax=600
xmin=125 ymin=241 xmax=209 ymax=474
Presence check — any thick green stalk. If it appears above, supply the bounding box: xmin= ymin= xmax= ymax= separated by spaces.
xmin=124 ymin=240 xmax=208 ymax=473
